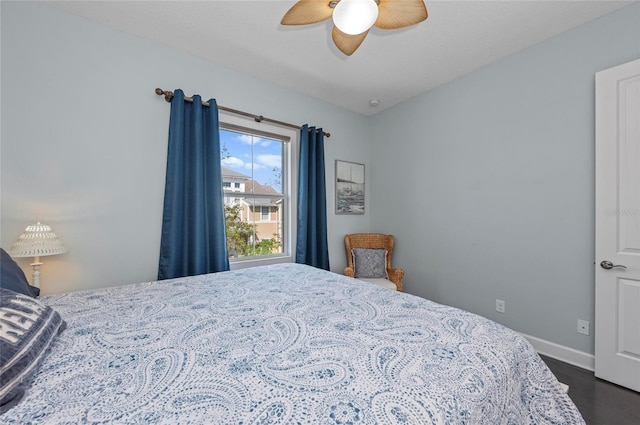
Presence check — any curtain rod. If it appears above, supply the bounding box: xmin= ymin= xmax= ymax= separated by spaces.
xmin=155 ymin=88 xmax=330 ymax=138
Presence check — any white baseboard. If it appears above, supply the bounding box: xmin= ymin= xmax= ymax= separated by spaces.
xmin=520 ymin=333 xmax=595 ymax=372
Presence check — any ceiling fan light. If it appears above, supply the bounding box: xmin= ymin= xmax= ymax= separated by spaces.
xmin=333 ymin=0 xmax=379 ymax=35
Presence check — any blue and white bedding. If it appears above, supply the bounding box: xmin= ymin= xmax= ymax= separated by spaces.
xmin=1 ymin=263 xmax=584 ymax=424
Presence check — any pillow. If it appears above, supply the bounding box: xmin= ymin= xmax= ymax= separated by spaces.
xmin=352 ymin=248 xmax=388 ymax=279
xmin=0 ymin=288 xmax=65 ymax=413
xmin=1 ymin=248 xmax=39 ymax=298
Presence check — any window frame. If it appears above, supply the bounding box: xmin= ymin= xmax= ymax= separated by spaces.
xmin=260 ymin=206 xmax=270 ymax=221
xmin=219 ymin=112 xmax=298 ymax=270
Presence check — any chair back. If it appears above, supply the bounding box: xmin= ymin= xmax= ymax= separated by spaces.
xmin=344 ymin=233 xmax=395 ymax=270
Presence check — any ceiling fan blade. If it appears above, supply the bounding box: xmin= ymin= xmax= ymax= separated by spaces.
xmin=374 ymin=0 xmax=428 ymax=30
xmin=332 ymin=26 xmax=369 ymax=56
xmin=281 ymin=0 xmax=334 ymax=25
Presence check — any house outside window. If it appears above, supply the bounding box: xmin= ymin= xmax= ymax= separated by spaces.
xmin=219 ymin=118 xmax=296 ymax=268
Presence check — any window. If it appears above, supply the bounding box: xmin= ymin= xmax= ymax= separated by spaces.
xmin=223 ymin=182 xmax=231 ymax=188
xmin=261 ymin=206 xmax=270 ymax=221
xmin=219 ymin=118 xmax=295 ymax=267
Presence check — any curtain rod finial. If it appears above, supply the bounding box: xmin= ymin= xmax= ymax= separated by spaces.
xmin=155 ymin=88 xmax=174 ymax=102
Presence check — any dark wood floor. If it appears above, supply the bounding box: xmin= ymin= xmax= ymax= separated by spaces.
xmin=540 ymin=355 xmax=640 ymax=425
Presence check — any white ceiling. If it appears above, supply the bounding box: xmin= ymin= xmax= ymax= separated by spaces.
xmin=46 ymin=0 xmax=634 ymax=116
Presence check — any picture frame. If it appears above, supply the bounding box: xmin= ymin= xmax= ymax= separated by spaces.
xmin=335 ymin=160 xmax=365 ymax=214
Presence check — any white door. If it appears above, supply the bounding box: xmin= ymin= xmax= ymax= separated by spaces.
xmin=595 ymin=59 xmax=640 ymax=392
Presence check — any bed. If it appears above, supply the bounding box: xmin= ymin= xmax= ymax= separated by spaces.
xmin=1 ymin=263 xmax=584 ymax=424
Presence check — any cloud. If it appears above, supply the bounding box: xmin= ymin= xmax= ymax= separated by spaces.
xmin=221 ymin=157 xmax=244 ymax=168
xmin=256 ymin=154 xmax=281 ymax=168
xmin=236 ymin=134 xmax=273 ymax=146
xmin=245 ymin=163 xmax=266 ymax=171
xmin=237 ymin=134 xmax=253 ymax=145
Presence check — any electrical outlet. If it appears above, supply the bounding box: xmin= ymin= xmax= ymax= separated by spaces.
xmin=577 ymin=319 xmax=590 ymax=335
xmin=496 ymin=299 xmax=505 ymax=313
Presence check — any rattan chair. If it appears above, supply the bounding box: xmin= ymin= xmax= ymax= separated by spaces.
xmin=344 ymin=233 xmax=404 ymax=291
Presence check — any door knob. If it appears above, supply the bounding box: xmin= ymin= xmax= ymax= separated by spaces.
xmin=600 ymin=260 xmax=627 ymax=270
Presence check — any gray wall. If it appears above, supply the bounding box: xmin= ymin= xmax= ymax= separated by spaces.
xmin=368 ymin=2 xmax=640 ymax=354
xmin=0 ymin=1 xmax=370 ymax=294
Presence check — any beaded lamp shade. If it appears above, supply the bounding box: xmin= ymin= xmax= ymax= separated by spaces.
xmin=10 ymin=222 xmax=68 ymax=258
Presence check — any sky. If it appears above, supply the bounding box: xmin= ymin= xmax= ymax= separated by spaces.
xmin=336 ymin=160 xmax=365 ymax=184
xmin=220 ymin=129 xmax=283 ymax=191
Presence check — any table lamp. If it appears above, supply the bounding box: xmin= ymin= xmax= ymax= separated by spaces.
xmin=9 ymin=221 xmax=68 ymax=288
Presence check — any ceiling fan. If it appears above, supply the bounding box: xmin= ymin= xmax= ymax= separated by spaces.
xmin=281 ymin=0 xmax=428 ymax=56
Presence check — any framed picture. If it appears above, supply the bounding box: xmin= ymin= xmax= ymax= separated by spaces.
xmin=335 ymin=160 xmax=365 ymax=214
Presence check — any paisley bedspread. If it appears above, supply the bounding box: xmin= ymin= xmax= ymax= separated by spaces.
xmin=2 ymin=263 xmax=584 ymax=424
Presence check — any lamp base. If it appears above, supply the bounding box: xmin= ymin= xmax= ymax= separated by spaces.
xmin=30 ymin=257 xmax=42 ymax=289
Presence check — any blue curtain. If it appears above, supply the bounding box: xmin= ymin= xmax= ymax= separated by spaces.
xmin=158 ymin=89 xmax=229 ymax=280
xmin=296 ymin=125 xmax=330 ymax=270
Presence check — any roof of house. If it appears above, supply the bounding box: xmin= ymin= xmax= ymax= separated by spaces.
xmin=221 ymin=167 xmax=250 ymax=180
xmin=244 ymin=197 xmax=282 ymax=207
xmin=247 ymin=180 xmax=278 ymax=195
xmin=221 ymin=168 xmax=280 ymax=194
xmin=241 ymin=180 xmax=282 ymax=207
xmin=221 ymin=167 xmax=281 ymax=206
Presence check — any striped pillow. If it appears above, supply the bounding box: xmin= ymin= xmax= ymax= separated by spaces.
xmin=0 ymin=288 xmax=65 ymax=413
